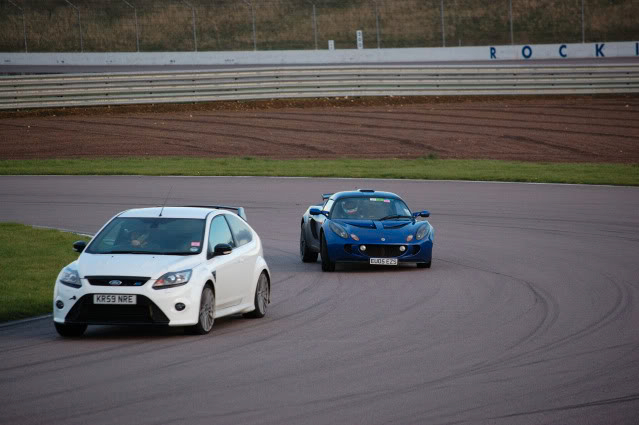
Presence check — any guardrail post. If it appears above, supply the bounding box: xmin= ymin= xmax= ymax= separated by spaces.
xmin=509 ymin=0 xmax=514 ymax=45
xmin=242 ymin=0 xmax=257 ymax=51
xmin=64 ymin=0 xmax=83 ymax=52
xmin=372 ymin=0 xmax=381 ymax=49
xmin=440 ymin=0 xmax=445 ymax=47
xmin=180 ymin=0 xmax=197 ymax=52
xmin=122 ymin=0 xmax=140 ymax=52
xmin=305 ymin=1 xmax=318 ymax=50
xmin=7 ymin=0 xmax=27 ymax=53
xmin=581 ymin=0 xmax=585 ymax=43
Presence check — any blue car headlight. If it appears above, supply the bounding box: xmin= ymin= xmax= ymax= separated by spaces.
xmin=416 ymin=223 xmax=433 ymax=241
xmin=329 ymin=222 xmax=349 ymax=239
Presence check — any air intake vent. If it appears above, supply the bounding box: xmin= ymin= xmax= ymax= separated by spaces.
xmin=87 ymin=276 xmax=150 ymax=287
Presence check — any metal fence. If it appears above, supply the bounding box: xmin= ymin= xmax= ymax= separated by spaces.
xmin=1 ymin=0 xmax=638 ymax=53
xmin=2 ymin=64 xmax=638 ymax=110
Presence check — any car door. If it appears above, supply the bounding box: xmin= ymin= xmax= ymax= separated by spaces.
xmin=309 ymin=198 xmax=333 ymax=251
xmin=206 ymin=215 xmax=244 ymax=310
xmin=224 ymin=213 xmax=257 ymax=303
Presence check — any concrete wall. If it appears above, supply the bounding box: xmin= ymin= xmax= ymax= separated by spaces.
xmin=1 ymin=42 xmax=637 ymax=66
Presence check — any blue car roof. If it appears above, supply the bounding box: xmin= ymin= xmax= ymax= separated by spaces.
xmin=330 ymin=190 xmax=402 ymax=201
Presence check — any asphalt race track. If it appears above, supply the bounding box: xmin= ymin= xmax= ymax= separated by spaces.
xmin=1 ymin=175 xmax=638 ymax=425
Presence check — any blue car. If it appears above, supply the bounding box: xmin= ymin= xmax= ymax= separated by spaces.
xmin=300 ymin=189 xmax=434 ymax=272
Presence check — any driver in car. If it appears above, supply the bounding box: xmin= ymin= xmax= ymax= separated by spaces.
xmin=129 ymin=227 xmax=150 ymax=247
xmin=339 ymin=199 xmax=370 ymax=219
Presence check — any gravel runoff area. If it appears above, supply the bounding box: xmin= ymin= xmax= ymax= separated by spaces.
xmin=0 ymin=95 xmax=638 ymax=163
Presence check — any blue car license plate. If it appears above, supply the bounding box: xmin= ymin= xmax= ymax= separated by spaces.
xmin=370 ymin=258 xmax=398 ymax=266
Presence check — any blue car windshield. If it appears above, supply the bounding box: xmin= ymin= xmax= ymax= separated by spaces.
xmin=331 ymin=197 xmax=412 ymax=220
xmin=87 ymin=217 xmax=206 ymax=255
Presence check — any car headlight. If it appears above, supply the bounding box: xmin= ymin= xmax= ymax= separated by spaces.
xmin=59 ymin=266 xmax=81 ymax=288
xmin=329 ymin=222 xmax=349 ymax=239
xmin=153 ymin=270 xmax=192 ymax=290
xmin=416 ymin=223 xmax=433 ymax=241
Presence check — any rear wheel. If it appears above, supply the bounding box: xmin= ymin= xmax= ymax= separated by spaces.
xmin=321 ymin=233 xmax=335 ymax=272
xmin=244 ymin=272 xmax=269 ymax=318
xmin=189 ymin=286 xmax=215 ymax=335
xmin=300 ymin=227 xmax=318 ymax=263
xmin=54 ymin=322 xmax=87 ymax=337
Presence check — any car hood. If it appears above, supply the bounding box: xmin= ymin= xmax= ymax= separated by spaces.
xmin=335 ymin=219 xmax=428 ymax=243
xmin=76 ymin=253 xmax=202 ymax=280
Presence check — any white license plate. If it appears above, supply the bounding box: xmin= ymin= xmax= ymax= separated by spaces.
xmin=93 ymin=294 xmax=137 ymax=305
xmin=370 ymin=258 xmax=398 ymax=266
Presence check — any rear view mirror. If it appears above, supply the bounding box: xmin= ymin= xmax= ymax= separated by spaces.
xmin=214 ymin=243 xmax=233 ymax=256
xmin=310 ymin=208 xmax=327 ymax=216
xmin=73 ymin=240 xmax=87 ymax=253
xmin=420 ymin=211 xmax=430 ymax=218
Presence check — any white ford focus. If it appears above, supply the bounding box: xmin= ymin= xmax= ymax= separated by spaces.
xmin=53 ymin=206 xmax=270 ymax=337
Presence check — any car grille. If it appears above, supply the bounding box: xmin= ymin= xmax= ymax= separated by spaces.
xmin=86 ymin=276 xmax=150 ymax=287
xmin=361 ymin=244 xmax=404 ymax=258
xmin=64 ymin=295 xmax=169 ymax=325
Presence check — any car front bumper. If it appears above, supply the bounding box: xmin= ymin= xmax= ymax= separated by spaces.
xmin=326 ymin=240 xmax=433 ymax=265
xmin=53 ymin=278 xmax=202 ymax=326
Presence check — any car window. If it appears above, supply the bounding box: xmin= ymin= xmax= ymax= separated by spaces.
xmin=225 ymin=214 xmax=253 ymax=247
xmin=394 ymin=202 xmax=412 ymax=216
xmin=209 ymin=215 xmax=235 ymax=251
xmin=330 ymin=197 xmax=412 ymax=220
xmin=324 ymin=199 xmax=334 ymax=213
xmin=87 ymin=217 xmax=205 ymax=255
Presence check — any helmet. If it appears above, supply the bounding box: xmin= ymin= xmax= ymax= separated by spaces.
xmin=342 ymin=199 xmax=358 ymax=215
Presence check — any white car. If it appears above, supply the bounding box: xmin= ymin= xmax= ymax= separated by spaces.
xmin=53 ymin=206 xmax=270 ymax=337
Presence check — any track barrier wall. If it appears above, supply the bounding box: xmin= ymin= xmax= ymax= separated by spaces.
xmin=1 ymin=41 xmax=638 ymax=66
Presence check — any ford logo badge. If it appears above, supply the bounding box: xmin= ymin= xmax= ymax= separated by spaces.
xmin=109 ymin=280 xmax=122 ymax=286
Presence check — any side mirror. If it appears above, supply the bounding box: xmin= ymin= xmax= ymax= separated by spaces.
xmin=209 ymin=243 xmax=233 ymax=259
xmin=420 ymin=210 xmax=430 ymax=218
xmin=310 ymin=208 xmax=328 ymax=217
xmin=73 ymin=240 xmax=87 ymax=253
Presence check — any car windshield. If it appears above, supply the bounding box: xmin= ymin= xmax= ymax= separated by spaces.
xmin=330 ymin=197 xmax=412 ymax=220
xmin=87 ymin=217 xmax=206 ymax=255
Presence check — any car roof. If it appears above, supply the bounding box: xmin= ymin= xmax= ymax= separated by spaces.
xmin=118 ymin=207 xmax=229 ymax=219
xmin=331 ymin=190 xmax=401 ymax=201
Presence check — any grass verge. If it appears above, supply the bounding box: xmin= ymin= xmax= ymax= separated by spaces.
xmin=1 ymin=157 xmax=638 ymax=186
xmin=0 ymin=223 xmax=90 ymax=323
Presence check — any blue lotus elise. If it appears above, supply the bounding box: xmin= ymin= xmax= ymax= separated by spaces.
xmin=300 ymin=189 xmax=434 ymax=272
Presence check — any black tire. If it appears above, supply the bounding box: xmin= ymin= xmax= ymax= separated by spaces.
xmin=417 ymin=261 xmax=432 ymax=269
xmin=244 ymin=272 xmax=269 ymax=319
xmin=320 ymin=233 xmax=336 ymax=272
xmin=54 ymin=322 xmax=87 ymax=337
xmin=300 ymin=227 xmax=319 ymax=263
xmin=188 ymin=286 xmax=215 ymax=335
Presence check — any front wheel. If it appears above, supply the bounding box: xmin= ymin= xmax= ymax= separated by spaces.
xmin=54 ymin=322 xmax=87 ymax=337
xmin=244 ymin=272 xmax=269 ymax=319
xmin=321 ymin=234 xmax=335 ymax=272
xmin=417 ymin=261 xmax=432 ymax=269
xmin=300 ymin=227 xmax=318 ymax=263
xmin=188 ymin=286 xmax=215 ymax=335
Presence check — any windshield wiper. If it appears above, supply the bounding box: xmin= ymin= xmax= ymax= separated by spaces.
xmin=379 ymin=215 xmax=413 ymax=221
